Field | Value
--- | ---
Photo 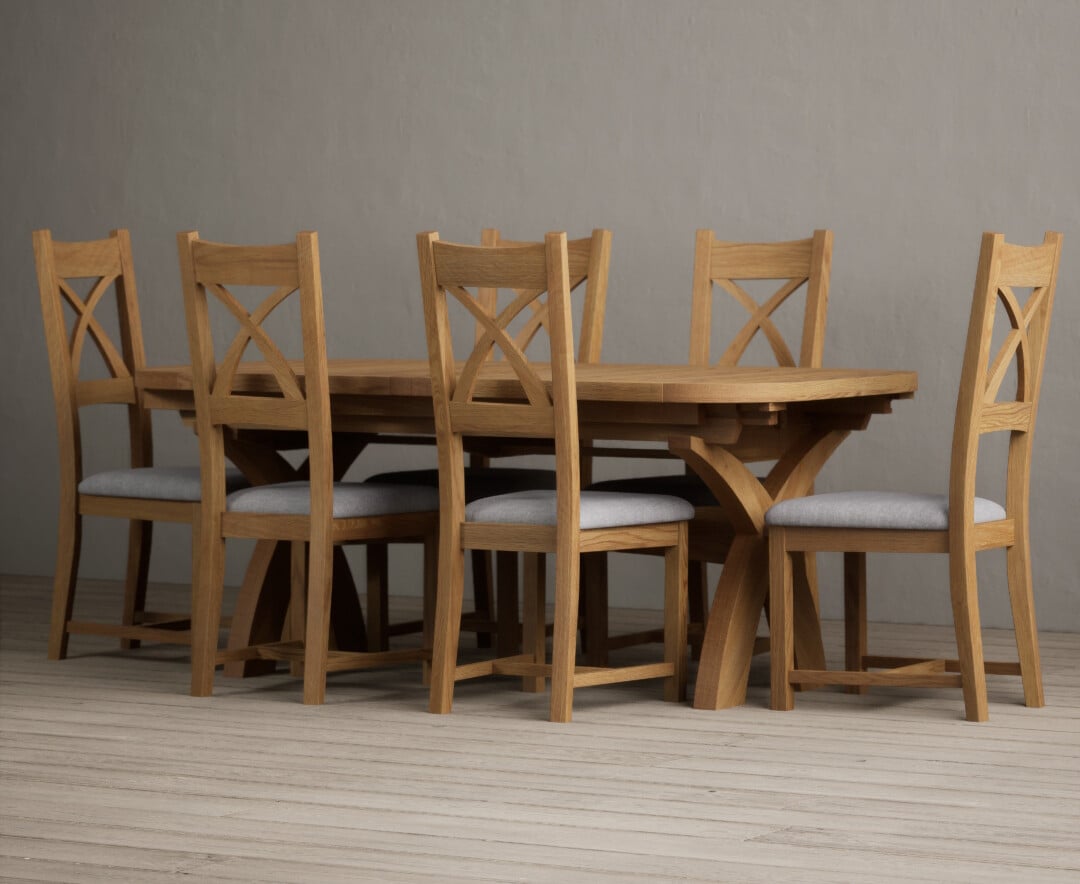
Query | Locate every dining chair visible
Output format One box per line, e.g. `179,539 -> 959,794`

177,230 -> 439,704
766,231 -> 1063,721
364,227 -> 612,656
34,228 -> 248,660
420,230 -> 691,723
585,229 -> 833,664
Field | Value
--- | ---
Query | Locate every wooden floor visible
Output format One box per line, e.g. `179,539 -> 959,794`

1,574 -> 1078,883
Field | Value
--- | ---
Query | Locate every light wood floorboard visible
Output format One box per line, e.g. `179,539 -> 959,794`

1,574 -> 1078,882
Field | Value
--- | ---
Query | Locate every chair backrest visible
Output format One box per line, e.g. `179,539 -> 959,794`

34,228 -> 151,489
420,231 -> 579,518
688,229 -> 833,368
177,231 -> 332,517
949,231 -> 1063,529
475,228 -> 611,364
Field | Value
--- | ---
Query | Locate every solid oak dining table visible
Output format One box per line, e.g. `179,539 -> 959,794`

137,359 -> 917,711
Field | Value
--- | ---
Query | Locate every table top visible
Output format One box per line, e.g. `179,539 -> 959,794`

137,359 -> 918,406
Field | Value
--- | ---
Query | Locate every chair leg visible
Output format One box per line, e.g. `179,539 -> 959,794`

522,552 -> 546,694
288,541 -> 307,677
769,528 -> 795,711
1006,532 -> 1044,707
843,551 -> 868,695
190,514 -> 225,697
120,519 -> 153,651
302,537 -> 335,705
549,543 -> 582,723
471,549 -> 495,648
580,552 -> 609,667
366,542 -> 389,652
792,551 -> 826,676
947,545 -> 989,722
687,560 -> 708,662
664,523 -> 688,702
48,509 -> 81,660
429,526 -> 466,714
495,551 -> 521,657
421,531 -> 438,686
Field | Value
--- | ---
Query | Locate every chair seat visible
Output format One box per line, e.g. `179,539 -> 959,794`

78,466 -> 248,502
226,480 -> 438,518
465,489 -> 695,530
366,466 -> 557,502
587,472 -> 721,507
765,491 -> 1007,531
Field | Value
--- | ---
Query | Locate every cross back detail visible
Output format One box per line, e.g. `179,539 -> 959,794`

982,242 -> 1060,410
186,239 -> 308,404
476,231 -> 607,364
447,250 -> 555,412
422,233 -> 575,443
960,232 -> 1063,444
950,231 -> 1063,519
205,278 -> 303,401
477,235 -> 591,362
36,231 -> 140,385
690,229 -> 832,369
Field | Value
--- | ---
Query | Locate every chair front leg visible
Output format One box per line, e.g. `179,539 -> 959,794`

366,542 -> 389,652
521,552 -> 546,694
769,528 -> 795,711
843,552 -> 867,694
664,523 -> 689,702
121,518 -> 153,650
496,551 -> 521,657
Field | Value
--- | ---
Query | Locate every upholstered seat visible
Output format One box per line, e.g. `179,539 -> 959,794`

466,489 -> 694,529
587,473 -> 720,508
766,491 -> 1006,531
226,481 -> 438,517
79,466 -> 248,501
366,467 -> 556,502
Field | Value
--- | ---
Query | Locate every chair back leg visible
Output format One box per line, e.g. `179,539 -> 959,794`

120,518 -> 153,650
1005,538 -> 1045,707
48,509 -> 81,660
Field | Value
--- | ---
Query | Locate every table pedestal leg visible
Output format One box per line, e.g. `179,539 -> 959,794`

692,536 -> 767,709
223,541 -> 366,677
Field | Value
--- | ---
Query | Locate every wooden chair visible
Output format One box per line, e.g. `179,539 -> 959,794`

177,230 -> 438,704
767,231 -> 1063,721
365,228 -> 612,655
420,230 -> 691,723
586,229 -> 832,663
34,228 -> 247,659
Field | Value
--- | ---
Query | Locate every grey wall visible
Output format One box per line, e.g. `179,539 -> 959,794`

2,0 -> 1077,631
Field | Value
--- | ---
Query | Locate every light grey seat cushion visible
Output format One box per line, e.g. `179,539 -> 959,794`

78,466 -> 248,502
588,472 -> 721,508
765,491 -> 1007,531
465,489 -> 695,530
226,481 -> 438,518
366,467 -> 557,502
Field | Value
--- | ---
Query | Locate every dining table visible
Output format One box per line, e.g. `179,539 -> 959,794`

137,358 -> 917,711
